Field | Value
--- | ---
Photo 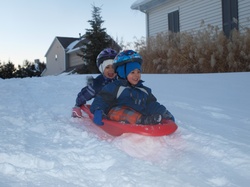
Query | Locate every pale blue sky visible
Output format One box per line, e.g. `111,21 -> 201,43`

0,0 -> 145,66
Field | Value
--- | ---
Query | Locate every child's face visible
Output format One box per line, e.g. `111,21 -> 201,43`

103,64 -> 116,79
127,69 -> 141,86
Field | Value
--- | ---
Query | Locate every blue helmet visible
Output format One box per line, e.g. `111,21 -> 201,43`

113,50 -> 143,69
113,50 -> 143,79
96,48 -> 118,69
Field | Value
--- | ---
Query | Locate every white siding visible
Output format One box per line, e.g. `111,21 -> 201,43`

238,0 -> 250,31
43,39 -> 66,76
148,0 -> 222,36
180,1 -> 222,32
146,0 -> 249,37
68,52 -> 83,67
148,4 -> 169,36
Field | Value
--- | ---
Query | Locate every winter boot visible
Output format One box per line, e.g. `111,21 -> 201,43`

162,110 -> 175,122
72,106 -> 82,118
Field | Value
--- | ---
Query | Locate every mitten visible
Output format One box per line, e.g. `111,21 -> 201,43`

93,110 -> 104,126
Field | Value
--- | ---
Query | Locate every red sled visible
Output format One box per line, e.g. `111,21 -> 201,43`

80,105 -> 178,137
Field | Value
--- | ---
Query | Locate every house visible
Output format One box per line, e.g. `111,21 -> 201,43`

42,36 -> 87,76
42,35 -> 121,76
131,0 -> 250,38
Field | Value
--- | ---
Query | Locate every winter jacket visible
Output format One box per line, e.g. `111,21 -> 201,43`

75,74 -> 116,107
90,79 -> 167,116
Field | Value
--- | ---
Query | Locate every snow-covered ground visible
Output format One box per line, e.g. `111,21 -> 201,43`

0,73 -> 250,187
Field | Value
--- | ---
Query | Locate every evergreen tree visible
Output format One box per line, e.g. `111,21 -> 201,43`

15,60 -> 46,78
35,61 -> 46,74
78,5 -> 113,73
0,61 -> 16,79
0,60 -> 45,79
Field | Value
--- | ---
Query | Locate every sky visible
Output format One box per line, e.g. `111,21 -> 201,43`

0,72 -> 250,186
0,0 -> 145,66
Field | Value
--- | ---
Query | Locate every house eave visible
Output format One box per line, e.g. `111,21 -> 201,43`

131,0 -> 168,12
44,37 -> 57,57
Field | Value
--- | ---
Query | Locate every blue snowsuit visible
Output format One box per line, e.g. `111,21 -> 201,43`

90,79 -> 168,116
75,75 -> 116,107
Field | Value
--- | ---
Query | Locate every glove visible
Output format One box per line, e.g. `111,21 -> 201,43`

163,110 -> 175,122
93,110 -> 104,126
72,106 -> 82,118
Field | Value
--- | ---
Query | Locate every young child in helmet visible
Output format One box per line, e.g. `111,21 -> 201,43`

72,48 -> 118,118
90,50 -> 175,125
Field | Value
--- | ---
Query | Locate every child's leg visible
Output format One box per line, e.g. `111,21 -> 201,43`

108,106 -> 162,125
108,106 -> 141,124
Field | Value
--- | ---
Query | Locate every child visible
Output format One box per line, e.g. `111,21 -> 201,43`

72,48 -> 118,118
90,50 -> 175,125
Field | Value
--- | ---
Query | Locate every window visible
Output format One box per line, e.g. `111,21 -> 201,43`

168,10 -> 180,33
222,0 -> 238,37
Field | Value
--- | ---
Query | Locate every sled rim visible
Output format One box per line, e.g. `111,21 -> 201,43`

81,105 -> 178,137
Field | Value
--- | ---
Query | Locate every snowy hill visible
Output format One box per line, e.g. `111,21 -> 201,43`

0,73 -> 250,187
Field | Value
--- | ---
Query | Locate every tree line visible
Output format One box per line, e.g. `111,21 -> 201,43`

0,60 -> 46,79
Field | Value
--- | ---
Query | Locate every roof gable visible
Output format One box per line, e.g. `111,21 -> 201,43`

56,37 -> 78,49
66,37 -> 89,53
45,36 -> 79,57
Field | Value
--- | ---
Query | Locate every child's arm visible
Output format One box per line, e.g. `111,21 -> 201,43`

147,93 -> 175,122
75,84 -> 96,106
90,83 -> 117,114
75,76 -> 102,107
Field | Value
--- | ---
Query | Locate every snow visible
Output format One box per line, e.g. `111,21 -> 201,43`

0,73 -> 250,187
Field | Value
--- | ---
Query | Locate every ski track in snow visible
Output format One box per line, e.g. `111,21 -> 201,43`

0,73 -> 250,187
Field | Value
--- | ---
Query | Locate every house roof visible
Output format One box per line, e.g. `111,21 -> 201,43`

56,37 -> 78,49
45,36 -> 82,57
131,0 -> 168,12
45,34 -> 121,57
66,36 -> 89,53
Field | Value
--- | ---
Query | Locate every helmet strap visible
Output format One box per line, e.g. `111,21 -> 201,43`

124,63 -> 127,79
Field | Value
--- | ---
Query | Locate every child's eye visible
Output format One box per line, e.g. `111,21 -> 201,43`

106,65 -> 112,69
